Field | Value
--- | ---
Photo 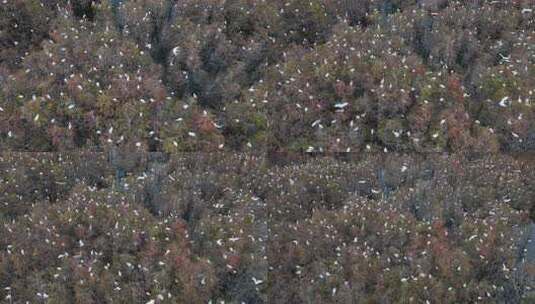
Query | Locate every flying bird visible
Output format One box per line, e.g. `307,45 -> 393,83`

498,96 -> 510,107
252,277 -> 264,285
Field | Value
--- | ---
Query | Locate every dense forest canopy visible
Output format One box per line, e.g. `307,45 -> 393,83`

1,0 -> 535,303
0,153 -> 534,303
0,0 -> 534,152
